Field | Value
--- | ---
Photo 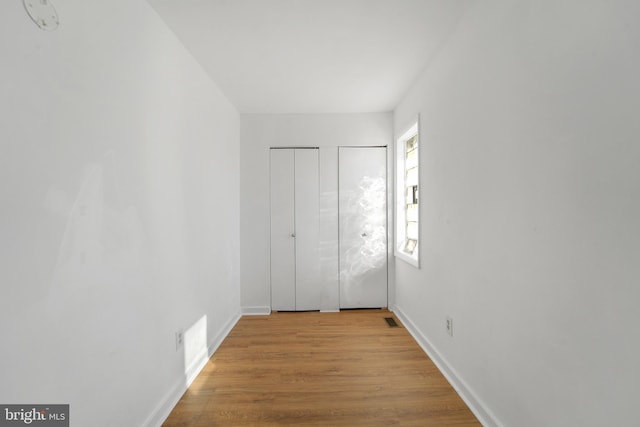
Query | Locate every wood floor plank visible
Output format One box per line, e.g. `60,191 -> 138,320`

163,309 -> 480,426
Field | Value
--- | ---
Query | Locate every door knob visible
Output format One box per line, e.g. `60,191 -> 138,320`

291,233 -> 296,238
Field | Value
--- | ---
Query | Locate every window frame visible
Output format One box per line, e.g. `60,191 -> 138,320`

394,119 -> 420,268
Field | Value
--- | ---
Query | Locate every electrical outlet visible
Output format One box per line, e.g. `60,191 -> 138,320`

175,329 -> 184,351
446,316 -> 453,337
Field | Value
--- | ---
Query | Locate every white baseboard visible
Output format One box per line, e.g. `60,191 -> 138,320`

390,305 -> 501,427
141,377 -> 184,427
241,306 -> 271,315
141,311 -> 241,427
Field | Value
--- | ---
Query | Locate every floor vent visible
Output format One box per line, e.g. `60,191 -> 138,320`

384,317 -> 399,328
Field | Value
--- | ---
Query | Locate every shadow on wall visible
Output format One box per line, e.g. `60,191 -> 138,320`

41,151 -> 154,360
45,152 -> 144,298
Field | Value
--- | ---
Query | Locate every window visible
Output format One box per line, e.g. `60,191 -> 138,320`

395,121 -> 419,267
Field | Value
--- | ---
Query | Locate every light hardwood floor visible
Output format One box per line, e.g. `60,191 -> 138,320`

163,309 -> 480,426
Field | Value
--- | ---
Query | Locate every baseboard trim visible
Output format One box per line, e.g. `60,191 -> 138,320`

140,376 -> 184,427
141,311 -> 241,427
241,306 -> 271,315
390,305 -> 501,427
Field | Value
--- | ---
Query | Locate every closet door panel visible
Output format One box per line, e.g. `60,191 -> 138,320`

294,149 -> 321,311
270,149 -> 296,311
339,147 -> 388,308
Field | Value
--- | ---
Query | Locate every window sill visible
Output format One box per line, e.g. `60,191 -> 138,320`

395,249 -> 419,269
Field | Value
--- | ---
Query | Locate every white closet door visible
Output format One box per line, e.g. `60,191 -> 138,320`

270,149 -> 296,311
339,147 -> 388,308
270,148 -> 320,311
294,149 -> 321,310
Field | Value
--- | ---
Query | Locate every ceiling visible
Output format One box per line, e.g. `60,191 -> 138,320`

146,0 -> 471,114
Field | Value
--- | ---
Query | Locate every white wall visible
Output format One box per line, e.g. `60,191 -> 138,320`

0,1 -> 240,426
393,1 -> 640,426
240,113 -> 393,313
